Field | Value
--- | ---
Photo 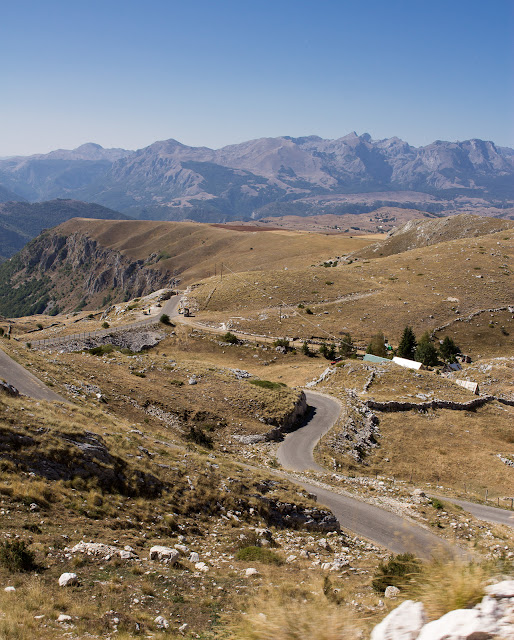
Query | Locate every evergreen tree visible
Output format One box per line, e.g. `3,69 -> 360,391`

439,336 -> 460,362
366,332 -> 388,358
415,332 -> 439,366
301,341 -> 312,357
338,332 -> 355,358
397,326 -> 417,360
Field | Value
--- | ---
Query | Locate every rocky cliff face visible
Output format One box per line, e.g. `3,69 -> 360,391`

0,228 -> 172,316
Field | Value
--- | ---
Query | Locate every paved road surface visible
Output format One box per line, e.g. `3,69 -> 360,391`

431,495 -> 514,528
0,348 -> 66,402
278,391 -> 461,557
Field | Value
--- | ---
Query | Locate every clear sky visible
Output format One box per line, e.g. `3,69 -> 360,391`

1,0 -> 513,156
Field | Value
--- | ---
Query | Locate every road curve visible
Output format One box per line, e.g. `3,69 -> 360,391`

0,348 -> 66,402
431,495 -> 514,528
0,295 -> 183,402
277,391 -> 461,558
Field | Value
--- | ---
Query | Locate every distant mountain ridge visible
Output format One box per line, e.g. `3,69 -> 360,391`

0,134 -> 512,222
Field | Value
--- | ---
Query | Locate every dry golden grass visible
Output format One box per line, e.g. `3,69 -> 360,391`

188,230 -> 513,350
228,578 -> 361,640
57,218 -> 375,285
406,558 -> 510,620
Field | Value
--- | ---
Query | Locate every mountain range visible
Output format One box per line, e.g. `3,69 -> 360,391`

0,134 -> 513,222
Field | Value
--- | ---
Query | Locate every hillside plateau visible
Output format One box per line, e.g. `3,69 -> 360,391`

0,135 -> 513,223
0,212 -> 513,639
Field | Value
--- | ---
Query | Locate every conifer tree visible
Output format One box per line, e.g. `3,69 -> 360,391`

397,326 -> 417,360
415,332 -> 439,366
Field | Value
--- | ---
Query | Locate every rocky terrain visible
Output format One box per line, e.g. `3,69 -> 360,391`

0,212 -> 512,639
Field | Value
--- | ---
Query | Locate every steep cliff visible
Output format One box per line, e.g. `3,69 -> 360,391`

0,226 -> 172,317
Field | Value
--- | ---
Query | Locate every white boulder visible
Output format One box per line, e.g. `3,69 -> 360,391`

149,546 -> 180,564
371,600 -> 426,640
384,585 -> 401,598
58,572 -> 79,587
189,552 -> 200,563
154,615 -> 169,629
245,567 -> 260,577
417,608 -> 500,639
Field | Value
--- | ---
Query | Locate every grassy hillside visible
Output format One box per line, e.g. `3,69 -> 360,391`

188,228 -> 513,353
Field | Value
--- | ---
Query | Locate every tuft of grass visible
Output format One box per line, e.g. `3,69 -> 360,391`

0,540 -> 37,573
372,553 -> 421,593
249,379 -> 286,390
235,546 -> 283,565
406,559 -> 499,620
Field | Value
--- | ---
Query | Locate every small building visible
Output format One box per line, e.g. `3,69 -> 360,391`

455,379 -> 480,395
363,354 -> 391,364
442,362 -> 462,373
392,356 -> 424,370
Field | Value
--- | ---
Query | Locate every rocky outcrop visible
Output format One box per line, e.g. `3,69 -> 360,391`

371,580 -> 514,640
256,496 -> 340,532
232,391 -> 309,443
1,229 -> 172,316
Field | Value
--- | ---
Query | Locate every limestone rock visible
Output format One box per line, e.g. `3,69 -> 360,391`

245,568 -> 260,577
59,572 -> 79,587
149,546 -> 180,564
154,616 -> 169,630
417,608 -> 499,639
370,600 -> 426,640
384,585 -> 401,598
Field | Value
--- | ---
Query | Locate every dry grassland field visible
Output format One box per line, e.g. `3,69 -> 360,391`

0,214 -> 513,639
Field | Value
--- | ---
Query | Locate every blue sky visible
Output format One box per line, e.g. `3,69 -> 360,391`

1,0 -> 512,155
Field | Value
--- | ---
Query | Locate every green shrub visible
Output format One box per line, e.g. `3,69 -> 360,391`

131,371 -> 146,378
88,344 -> 115,356
159,313 -> 174,326
272,338 -> 290,350
372,553 -> 421,593
305,308 -> 314,315
102,321 -> 110,329
185,426 -> 213,449
223,331 -> 239,344
236,546 -> 283,565
249,379 -> 286,390
0,540 -> 37,572
430,497 -> 445,510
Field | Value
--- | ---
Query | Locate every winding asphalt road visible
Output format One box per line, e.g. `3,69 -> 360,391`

0,348 -> 67,402
0,293 -> 183,401
277,391 -> 513,557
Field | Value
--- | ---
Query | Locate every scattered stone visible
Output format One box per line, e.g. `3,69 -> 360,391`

4,586 -> 15,592
154,616 -> 169,630
195,562 -> 209,572
150,546 -> 180,564
57,614 -> 72,623
59,572 -> 79,587
245,568 -> 260,577
384,585 -> 401,598
178,623 -> 188,634
189,552 -> 200,563
70,541 -> 137,560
